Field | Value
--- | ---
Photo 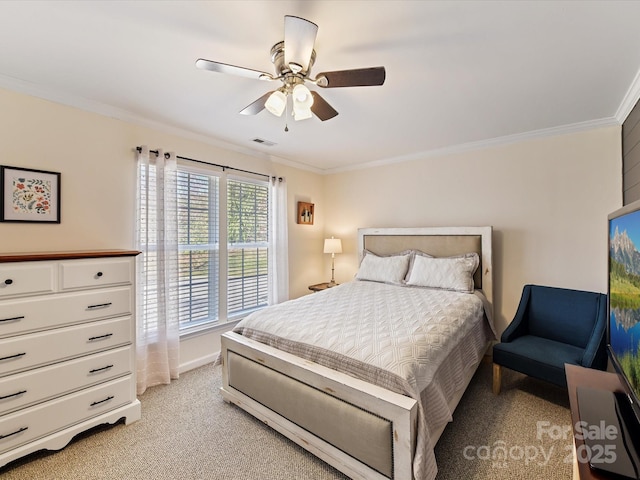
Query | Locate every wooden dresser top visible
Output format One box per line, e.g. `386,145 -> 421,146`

0,250 -> 141,263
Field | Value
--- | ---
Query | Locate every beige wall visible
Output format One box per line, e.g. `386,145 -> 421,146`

0,88 -> 325,370
279,163 -> 326,299
0,88 -> 325,291
0,87 -> 624,365
324,127 -> 622,334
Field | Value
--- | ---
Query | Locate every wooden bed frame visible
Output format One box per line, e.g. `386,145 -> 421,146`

219,227 -> 493,480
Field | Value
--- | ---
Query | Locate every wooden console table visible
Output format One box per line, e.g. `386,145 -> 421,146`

566,363 -> 627,480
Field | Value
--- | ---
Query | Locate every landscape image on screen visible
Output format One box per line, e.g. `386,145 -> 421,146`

610,209 -> 640,399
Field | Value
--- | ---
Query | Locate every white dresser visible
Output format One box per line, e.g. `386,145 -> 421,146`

0,250 -> 141,468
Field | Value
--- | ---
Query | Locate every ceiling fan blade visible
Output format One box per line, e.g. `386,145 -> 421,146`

195,58 -> 274,81
239,91 -> 275,115
284,15 -> 318,73
316,67 -> 386,88
310,91 -> 338,121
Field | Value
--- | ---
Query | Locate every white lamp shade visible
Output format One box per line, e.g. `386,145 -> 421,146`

324,238 -> 342,254
293,106 -> 313,121
265,90 -> 287,117
293,84 -> 313,107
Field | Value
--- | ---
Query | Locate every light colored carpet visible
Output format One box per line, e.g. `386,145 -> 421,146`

0,360 -> 572,479
434,362 -> 572,480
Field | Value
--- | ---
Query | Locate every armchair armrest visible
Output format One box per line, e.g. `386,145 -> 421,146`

501,284 -> 532,343
581,293 -> 607,369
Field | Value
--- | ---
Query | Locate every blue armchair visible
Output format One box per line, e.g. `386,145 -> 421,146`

492,284 -> 607,394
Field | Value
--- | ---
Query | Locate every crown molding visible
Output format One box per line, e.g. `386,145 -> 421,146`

0,73 -> 318,174
616,66 -> 640,123
0,72 -> 629,178
322,117 -> 620,175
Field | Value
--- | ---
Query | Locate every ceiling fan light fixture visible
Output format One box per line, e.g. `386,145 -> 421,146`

291,84 -> 314,121
292,84 -> 313,107
265,90 -> 287,117
196,15 -> 386,124
293,106 -> 313,121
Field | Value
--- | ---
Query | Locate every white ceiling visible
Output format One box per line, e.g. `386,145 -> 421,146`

1,0 -> 640,172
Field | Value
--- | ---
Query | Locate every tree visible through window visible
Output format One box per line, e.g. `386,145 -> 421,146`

176,168 -> 269,331
177,170 -> 219,328
227,179 -> 269,316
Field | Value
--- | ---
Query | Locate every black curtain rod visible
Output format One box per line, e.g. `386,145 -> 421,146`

136,146 -> 281,181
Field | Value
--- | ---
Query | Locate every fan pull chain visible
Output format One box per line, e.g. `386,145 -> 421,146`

284,96 -> 289,132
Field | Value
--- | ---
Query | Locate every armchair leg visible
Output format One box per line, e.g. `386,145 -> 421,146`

493,363 -> 502,395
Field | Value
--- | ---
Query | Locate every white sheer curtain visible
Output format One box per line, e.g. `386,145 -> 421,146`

135,146 -> 180,395
268,176 -> 289,304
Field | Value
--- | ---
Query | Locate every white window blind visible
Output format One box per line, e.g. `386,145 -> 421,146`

177,170 -> 219,329
173,167 -> 269,330
227,179 -> 269,317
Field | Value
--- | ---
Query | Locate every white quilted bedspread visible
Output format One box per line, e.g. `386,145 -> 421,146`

234,280 -> 494,480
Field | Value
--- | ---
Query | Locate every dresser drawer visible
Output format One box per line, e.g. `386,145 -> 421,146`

0,263 -> 56,299
0,376 -> 133,454
60,258 -> 133,291
0,346 -> 132,416
0,287 -> 132,339
0,317 -> 132,377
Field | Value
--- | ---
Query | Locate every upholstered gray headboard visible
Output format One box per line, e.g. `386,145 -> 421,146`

357,227 -> 493,307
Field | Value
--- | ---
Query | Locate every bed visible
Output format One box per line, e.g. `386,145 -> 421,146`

219,226 -> 495,480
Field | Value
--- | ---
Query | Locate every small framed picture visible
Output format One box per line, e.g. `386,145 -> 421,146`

297,201 -> 314,225
0,165 -> 61,223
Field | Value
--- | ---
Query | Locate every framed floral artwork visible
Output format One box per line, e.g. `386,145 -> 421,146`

0,166 -> 61,223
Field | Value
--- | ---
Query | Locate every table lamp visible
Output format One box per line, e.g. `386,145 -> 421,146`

323,237 -> 342,285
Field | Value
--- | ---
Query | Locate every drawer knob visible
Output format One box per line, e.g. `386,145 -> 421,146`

96,272 -> 103,278
4,279 -> 12,285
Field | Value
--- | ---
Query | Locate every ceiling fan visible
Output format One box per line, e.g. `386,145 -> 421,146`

195,15 -> 386,123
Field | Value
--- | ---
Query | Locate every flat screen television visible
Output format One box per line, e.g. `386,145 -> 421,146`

609,201 -> 640,426
586,200 -> 640,478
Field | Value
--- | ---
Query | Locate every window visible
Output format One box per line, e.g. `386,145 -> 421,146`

176,167 -> 269,331
227,179 -> 269,317
177,170 -> 219,328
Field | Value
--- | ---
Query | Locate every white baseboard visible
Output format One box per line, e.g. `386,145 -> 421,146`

178,351 -> 219,374
177,322 -> 235,374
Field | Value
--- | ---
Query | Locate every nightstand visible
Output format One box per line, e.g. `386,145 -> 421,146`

308,282 -> 337,292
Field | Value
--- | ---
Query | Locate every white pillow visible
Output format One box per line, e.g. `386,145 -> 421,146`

405,253 -> 479,293
356,251 -> 411,285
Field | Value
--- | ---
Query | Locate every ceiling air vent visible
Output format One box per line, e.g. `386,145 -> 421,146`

251,138 -> 276,147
